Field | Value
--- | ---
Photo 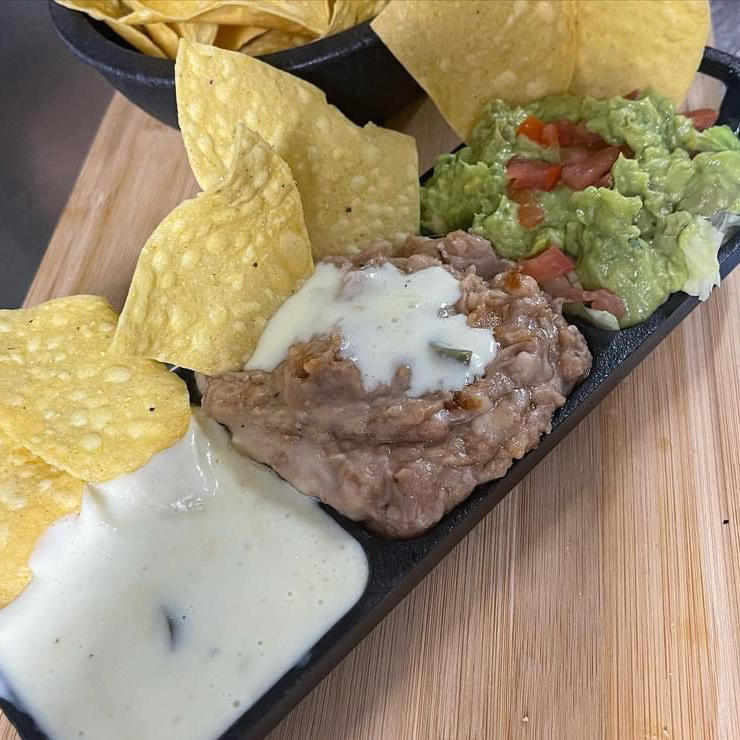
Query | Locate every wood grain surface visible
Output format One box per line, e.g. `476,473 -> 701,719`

2,76 -> 739,740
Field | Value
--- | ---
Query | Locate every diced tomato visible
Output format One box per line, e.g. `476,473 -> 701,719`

575,122 -> 608,149
561,147 -> 620,190
508,187 -> 533,204
518,117 -> 562,148
520,245 -> 575,283
544,163 -> 562,190
507,158 -> 562,191
560,146 -> 591,166
509,188 -> 545,228
624,89 -> 640,100
541,122 -> 559,148
517,115 -> 546,142
518,202 -> 545,228
554,119 -> 579,146
594,173 -> 613,188
683,108 -> 719,130
553,119 -> 610,149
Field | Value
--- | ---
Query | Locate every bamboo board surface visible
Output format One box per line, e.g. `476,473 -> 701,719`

2,77 -> 739,739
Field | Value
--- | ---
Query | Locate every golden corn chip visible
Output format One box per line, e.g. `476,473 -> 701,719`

570,0 -> 710,103
0,296 -> 190,482
121,0 -> 326,35
172,20 -> 219,44
372,0 -> 577,140
168,4 -> 310,34
107,20 -> 168,56
58,0 -> 374,55
145,21 -> 180,58
54,0 -> 168,57
0,429 -> 84,608
214,24 -> 267,51
352,0 -> 388,25
54,0 -> 130,21
239,28 -> 314,55
184,4 -> 255,25
183,4 -> 258,25
112,125 -> 314,375
120,0 -> 217,22
242,1 -> 329,35
176,40 -> 419,258
328,0 -> 387,33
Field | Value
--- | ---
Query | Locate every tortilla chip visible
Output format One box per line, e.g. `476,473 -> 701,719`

241,0 -> 328,35
120,0 -> 327,35
176,40 -> 419,258
112,125 -> 314,375
144,21 -> 180,58
570,0 -> 710,103
240,28 -> 314,55
120,0 -> 216,22
0,429 -> 84,608
172,19 -> 219,44
0,296 -> 190,482
107,20 -> 169,56
353,0 -> 387,24
54,0 -> 168,57
328,0 -> 387,33
180,4 -> 257,25
180,5 -> 314,33
214,24 -> 266,51
371,0 -> 577,140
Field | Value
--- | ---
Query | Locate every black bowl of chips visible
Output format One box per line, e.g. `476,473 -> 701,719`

48,0 -> 421,129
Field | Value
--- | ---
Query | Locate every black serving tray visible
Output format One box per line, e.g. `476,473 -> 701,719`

3,46 -> 740,740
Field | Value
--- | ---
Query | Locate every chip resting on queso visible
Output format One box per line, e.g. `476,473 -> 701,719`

112,124 -> 314,375
0,428 -> 83,607
0,295 -> 190,482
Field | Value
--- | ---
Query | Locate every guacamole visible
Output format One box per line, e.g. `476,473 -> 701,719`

421,91 -> 740,327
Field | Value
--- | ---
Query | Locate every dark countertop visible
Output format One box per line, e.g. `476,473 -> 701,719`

0,0 -> 738,309
1,0 -> 111,308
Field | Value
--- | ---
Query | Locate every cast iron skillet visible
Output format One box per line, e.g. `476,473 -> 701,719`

3,46 -> 740,740
47,0 -> 421,127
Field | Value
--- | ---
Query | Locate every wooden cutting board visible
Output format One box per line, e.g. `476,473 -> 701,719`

2,77 -> 739,740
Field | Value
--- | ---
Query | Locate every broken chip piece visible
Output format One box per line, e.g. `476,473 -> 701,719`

175,39 -> 419,259
112,124 -> 314,375
0,295 -> 190,482
0,428 -> 84,608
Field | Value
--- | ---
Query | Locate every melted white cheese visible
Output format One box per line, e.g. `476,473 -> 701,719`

0,414 -> 367,740
247,262 -> 497,397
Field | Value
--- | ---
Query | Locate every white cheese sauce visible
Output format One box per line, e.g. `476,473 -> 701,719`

247,262 -> 497,397
0,413 -> 367,740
